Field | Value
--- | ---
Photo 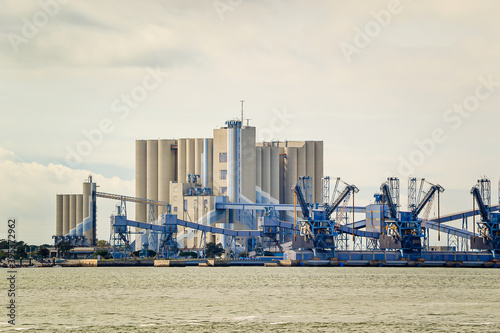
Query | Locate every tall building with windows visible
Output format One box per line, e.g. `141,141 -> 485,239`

135,120 -> 323,250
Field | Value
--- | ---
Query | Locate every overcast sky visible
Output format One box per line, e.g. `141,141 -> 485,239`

1,0 -> 499,245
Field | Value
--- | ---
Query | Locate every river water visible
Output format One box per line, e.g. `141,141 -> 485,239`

1,266 -> 499,332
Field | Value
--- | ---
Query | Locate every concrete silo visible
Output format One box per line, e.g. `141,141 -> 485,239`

285,147 -> 298,204
76,194 -> 83,236
194,138 -> 203,176
62,194 -> 70,235
314,141 -> 324,205
147,140 -> 158,221
56,194 -> 63,236
158,139 -> 176,215
177,139 -> 187,184
135,140 -> 147,222
186,138 -> 196,177
69,194 -> 77,235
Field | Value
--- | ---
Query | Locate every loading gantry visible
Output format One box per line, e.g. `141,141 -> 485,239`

379,177 -> 444,257
292,177 -> 359,258
470,177 -> 500,256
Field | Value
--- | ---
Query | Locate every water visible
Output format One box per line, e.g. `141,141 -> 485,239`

1,267 -> 499,332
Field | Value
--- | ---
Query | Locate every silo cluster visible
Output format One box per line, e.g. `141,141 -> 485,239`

55,177 -> 96,245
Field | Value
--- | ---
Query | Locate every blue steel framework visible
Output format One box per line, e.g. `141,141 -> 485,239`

470,178 -> 500,257
379,178 -> 444,257
95,177 -> 500,260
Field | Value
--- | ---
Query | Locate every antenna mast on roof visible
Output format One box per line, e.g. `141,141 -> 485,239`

240,100 -> 244,125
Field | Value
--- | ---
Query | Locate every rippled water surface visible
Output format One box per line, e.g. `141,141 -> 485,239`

1,267 -> 499,332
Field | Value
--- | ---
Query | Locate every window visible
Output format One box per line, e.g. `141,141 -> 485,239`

220,170 -> 227,180
220,187 -> 227,195
183,199 -> 188,211
174,187 -> 178,193
219,152 -> 227,162
173,207 -> 178,213
173,196 -> 178,202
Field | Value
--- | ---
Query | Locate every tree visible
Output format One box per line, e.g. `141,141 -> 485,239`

205,242 -> 224,258
0,239 -> 8,249
96,240 -> 109,248
92,250 -> 109,259
14,241 -> 28,259
37,246 -> 50,258
179,251 -> 198,258
56,242 -> 75,258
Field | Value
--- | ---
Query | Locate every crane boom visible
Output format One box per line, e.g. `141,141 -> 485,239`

471,186 -> 490,221
413,184 -> 444,218
325,185 -> 358,219
381,183 -> 397,218
293,184 -> 310,219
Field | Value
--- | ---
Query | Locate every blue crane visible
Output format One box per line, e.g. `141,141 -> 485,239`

292,179 -> 359,257
379,178 -> 444,258
470,178 -> 500,255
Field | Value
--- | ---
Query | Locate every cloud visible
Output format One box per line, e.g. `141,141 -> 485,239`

0,147 -> 134,245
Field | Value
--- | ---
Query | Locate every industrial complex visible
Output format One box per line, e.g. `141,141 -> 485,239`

54,117 -> 500,265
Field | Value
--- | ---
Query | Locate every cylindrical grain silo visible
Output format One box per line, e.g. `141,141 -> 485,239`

262,146 -> 271,204
177,138 -> 187,184
56,194 -> 63,236
285,147 -> 298,204
69,194 -> 77,235
62,194 -> 70,235
279,147 -> 285,204
270,146 -> 280,204
158,139 -> 176,215
147,140 -> 159,221
136,140 -> 147,223
297,145 -> 306,178
76,194 -> 83,236
194,138 -> 203,177
305,141 -> 316,200
202,139 -> 209,189
314,141 -> 324,204
256,146 -> 262,204
186,138 -> 195,178
136,140 -> 148,250
206,138 -> 213,190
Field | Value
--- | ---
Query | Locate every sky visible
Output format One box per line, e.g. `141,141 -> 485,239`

1,0 -> 499,245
